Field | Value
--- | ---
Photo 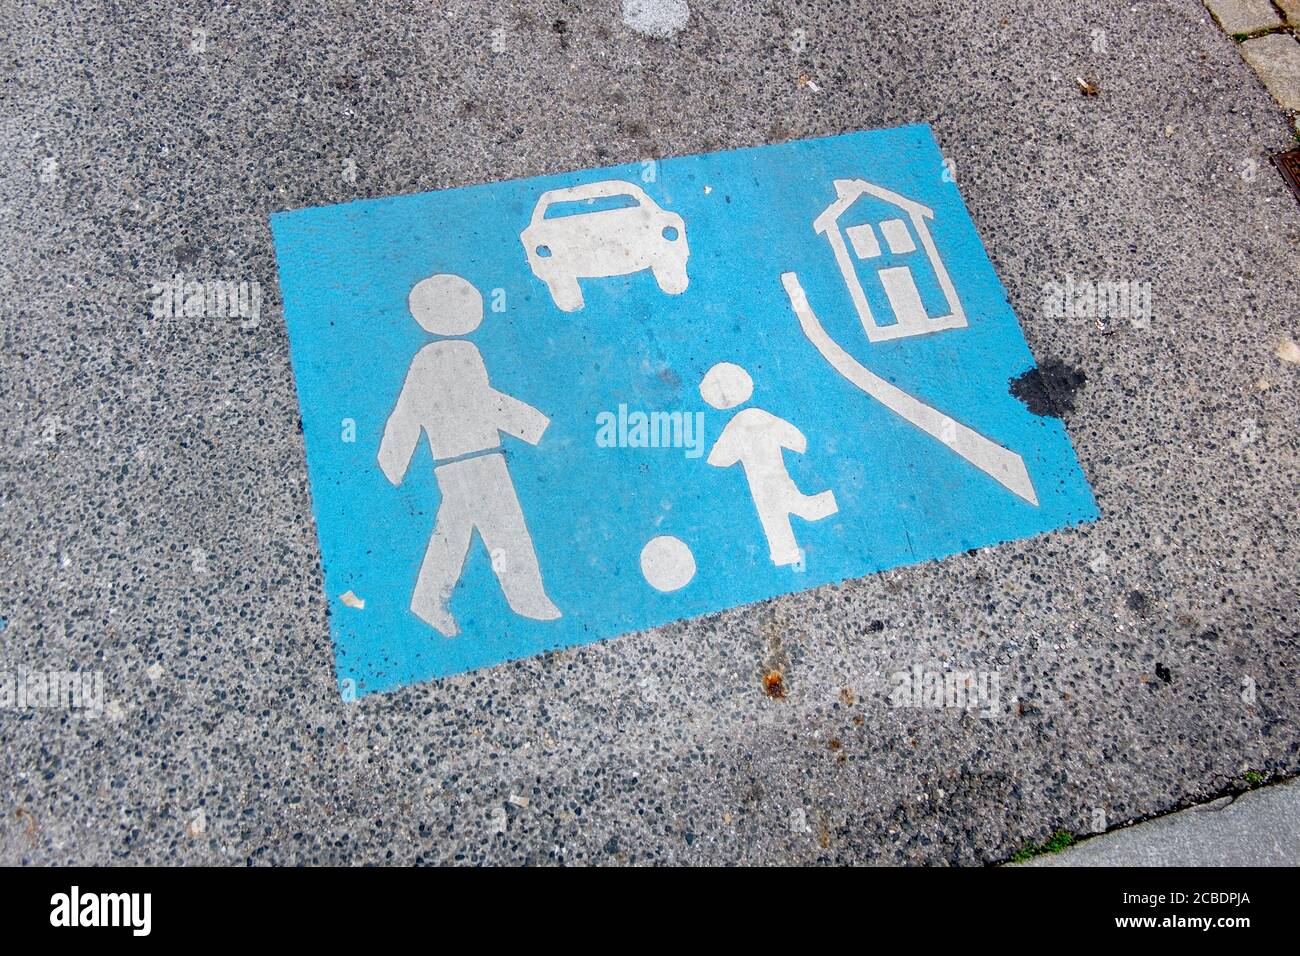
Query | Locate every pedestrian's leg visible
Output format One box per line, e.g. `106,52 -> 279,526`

411,462 -> 476,635
471,454 -> 561,621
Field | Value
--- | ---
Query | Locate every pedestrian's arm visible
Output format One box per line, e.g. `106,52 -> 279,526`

705,427 -> 738,467
378,376 -> 423,485
493,391 -> 550,445
774,418 -> 808,454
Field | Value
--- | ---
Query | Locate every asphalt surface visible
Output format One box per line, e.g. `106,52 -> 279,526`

1,0 -> 1298,865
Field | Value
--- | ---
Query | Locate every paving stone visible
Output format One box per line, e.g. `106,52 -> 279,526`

1241,33 -> 1300,110
1019,778 -> 1300,866
1276,0 -> 1300,26
1204,0 -> 1283,33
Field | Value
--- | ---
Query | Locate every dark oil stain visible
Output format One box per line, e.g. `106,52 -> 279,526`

1009,360 -> 1086,418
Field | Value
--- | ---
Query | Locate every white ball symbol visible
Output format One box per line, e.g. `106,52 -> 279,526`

640,535 -> 696,592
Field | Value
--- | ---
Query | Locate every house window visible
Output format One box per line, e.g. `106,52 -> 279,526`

845,223 -> 881,260
879,218 -> 916,255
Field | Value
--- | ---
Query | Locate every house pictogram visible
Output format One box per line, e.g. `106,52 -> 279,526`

813,179 -> 967,342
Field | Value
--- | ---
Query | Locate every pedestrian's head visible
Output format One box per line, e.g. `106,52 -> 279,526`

700,362 -> 753,410
409,274 -> 482,335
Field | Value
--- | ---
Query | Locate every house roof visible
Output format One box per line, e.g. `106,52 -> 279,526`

813,179 -> 934,236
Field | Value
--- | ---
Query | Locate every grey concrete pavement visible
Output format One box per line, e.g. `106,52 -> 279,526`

1020,776 -> 1300,866
1,1 -> 1299,865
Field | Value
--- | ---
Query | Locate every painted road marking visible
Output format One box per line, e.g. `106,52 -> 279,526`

270,125 -> 1097,696
377,274 -> 560,637
522,179 -> 689,312
702,361 -> 840,567
781,273 -> 1038,504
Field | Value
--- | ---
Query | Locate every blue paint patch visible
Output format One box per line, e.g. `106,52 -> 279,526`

270,125 -> 1097,696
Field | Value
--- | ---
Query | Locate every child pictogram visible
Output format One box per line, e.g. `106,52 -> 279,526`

701,362 -> 839,567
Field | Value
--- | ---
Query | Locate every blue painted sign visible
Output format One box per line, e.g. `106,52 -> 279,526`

270,125 -> 1097,696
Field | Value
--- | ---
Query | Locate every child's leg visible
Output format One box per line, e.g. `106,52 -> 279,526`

793,487 -> 838,521
754,496 -> 803,566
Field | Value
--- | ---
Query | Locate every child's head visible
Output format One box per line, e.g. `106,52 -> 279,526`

409,274 -> 483,335
700,362 -> 753,410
